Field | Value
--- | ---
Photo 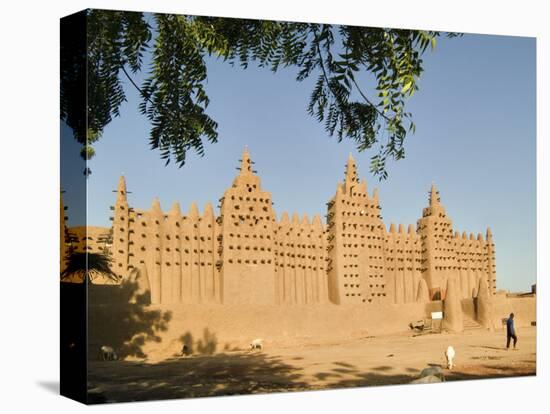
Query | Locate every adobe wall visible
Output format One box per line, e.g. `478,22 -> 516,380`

66,226 -> 110,254
88,279 -> 535,361
103,149 -> 499,309
453,232 -> 495,299
274,213 -> 328,305
460,296 -> 536,329
115,198 -> 222,304
492,296 -> 536,329
157,302 -> 429,341
88,299 -> 433,360
461,298 -> 477,321
62,225 -> 115,284
384,223 -> 423,304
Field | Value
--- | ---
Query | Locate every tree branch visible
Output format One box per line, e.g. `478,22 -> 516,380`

312,28 -> 340,105
350,76 -> 392,123
313,28 -> 391,124
121,65 -> 154,105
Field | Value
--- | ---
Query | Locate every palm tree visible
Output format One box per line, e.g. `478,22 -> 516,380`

61,251 -> 118,284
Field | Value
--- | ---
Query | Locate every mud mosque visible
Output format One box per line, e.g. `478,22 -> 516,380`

62,148 -> 497,308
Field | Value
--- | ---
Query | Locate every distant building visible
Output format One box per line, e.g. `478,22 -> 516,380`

64,148 -> 497,305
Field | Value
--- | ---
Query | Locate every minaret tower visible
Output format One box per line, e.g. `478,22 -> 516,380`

416,183 -> 456,300
218,148 -> 277,304
326,153 -> 387,304
486,227 -> 497,295
111,176 -> 129,279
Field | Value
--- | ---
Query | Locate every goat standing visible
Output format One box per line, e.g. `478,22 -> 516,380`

445,345 -> 455,369
99,345 -> 118,361
249,338 -> 263,351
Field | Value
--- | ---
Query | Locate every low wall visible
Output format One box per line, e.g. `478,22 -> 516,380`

492,296 -> 536,329
87,283 -> 536,360
88,297 -> 434,360
156,302 -> 430,342
460,296 -> 536,330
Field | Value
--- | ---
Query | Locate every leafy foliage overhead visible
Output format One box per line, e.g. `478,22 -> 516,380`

61,10 -> 460,178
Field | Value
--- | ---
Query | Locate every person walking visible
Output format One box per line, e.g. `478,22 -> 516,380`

506,313 -> 518,349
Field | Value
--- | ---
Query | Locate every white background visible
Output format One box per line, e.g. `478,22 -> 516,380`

0,0 -> 547,412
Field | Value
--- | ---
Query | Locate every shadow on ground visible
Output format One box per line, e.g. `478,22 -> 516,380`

314,362 -> 415,387
88,352 -> 309,403
318,359 -> 536,390
444,363 -> 536,381
87,351 -> 536,403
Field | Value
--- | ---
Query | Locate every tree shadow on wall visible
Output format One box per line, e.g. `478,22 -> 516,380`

178,328 -> 218,356
88,279 -> 172,360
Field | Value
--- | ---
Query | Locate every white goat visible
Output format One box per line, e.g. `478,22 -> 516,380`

100,345 -> 118,361
249,338 -> 263,351
445,345 -> 455,369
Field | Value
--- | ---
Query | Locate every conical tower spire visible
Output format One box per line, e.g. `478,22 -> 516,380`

151,197 -> 162,213
239,147 -> 252,175
280,212 -> 290,225
117,175 -> 127,195
188,201 -> 199,218
116,175 -> 128,204
203,202 -> 214,218
429,182 -> 440,207
312,214 -> 323,229
169,201 -> 181,216
345,152 -> 358,186
230,147 -> 262,190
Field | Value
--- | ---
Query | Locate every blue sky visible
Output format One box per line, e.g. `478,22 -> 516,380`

61,30 -> 536,292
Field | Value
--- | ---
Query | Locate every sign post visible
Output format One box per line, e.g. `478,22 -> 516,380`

431,311 -> 443,333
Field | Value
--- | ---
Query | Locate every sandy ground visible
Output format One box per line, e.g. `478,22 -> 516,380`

88,326 -> 536,403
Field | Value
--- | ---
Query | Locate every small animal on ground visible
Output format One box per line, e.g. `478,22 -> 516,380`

99,345 -> 118,361
409,320 -> 425,331
445,345 -> 456,369
249,338 -> 263,351
180,344 -> 191,357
